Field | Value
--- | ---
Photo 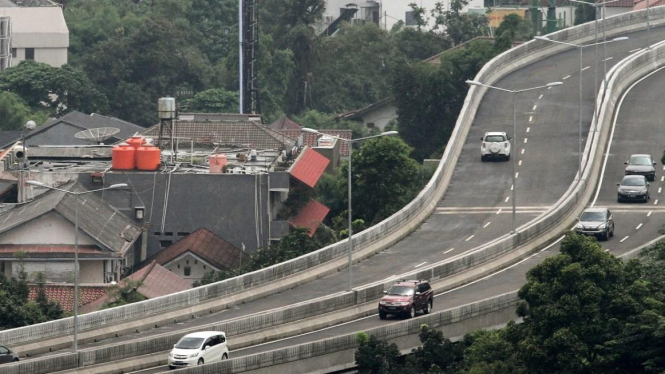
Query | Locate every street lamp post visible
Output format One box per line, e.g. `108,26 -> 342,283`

26,181 -> 127,353
465,80 -> 563,233
301,128 -> 398,291
534,36 -> 627,179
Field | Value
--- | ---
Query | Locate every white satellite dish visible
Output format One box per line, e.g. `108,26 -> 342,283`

75,127 -> 120,144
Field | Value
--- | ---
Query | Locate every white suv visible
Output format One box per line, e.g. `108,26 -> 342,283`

480,132 -> 511,161
168,331 -> 229,369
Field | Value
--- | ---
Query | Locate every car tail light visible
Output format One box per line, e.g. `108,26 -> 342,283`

482,142 -> 486,148
504,142 -> 509,147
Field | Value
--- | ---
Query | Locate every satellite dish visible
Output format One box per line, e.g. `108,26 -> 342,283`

24,120 -> 36,131
75,127 -> 120,144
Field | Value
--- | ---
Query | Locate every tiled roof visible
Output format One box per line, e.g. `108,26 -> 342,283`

0,182 -> 141,255
605,0 -> 634,6
0,131 -> 21,147
268,116 -> 302,130
123,261 -> 190,299
289,199 -> 330,237
288,147 -> 330,188
0,245 -> 117,259
3,111 -> 144,148
278,129 -> 352,157
28,284 -> 108,312
634,0 -> 665,9
142,121 -> 295,150
143,228 -> 246,271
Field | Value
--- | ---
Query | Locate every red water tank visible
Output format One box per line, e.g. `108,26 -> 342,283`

112,143 -> 135,170
126,136 -> 144,150
136,145 -> 161,171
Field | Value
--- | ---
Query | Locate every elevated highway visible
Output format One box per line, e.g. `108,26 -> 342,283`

4,9 -> 665,374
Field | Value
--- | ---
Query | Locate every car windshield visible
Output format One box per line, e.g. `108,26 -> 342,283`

629,156 -> 651,166
622,178 -> 646,187
175,337 -> 204,350
485,135 -> 505,142
580,211 -> 605,221
388,286 -> 414,296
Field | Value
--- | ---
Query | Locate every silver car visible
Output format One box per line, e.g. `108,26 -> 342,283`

575,208 -> 614,241
624,154 -> 656,181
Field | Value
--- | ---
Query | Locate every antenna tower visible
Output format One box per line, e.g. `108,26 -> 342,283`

241,0 -> 260,114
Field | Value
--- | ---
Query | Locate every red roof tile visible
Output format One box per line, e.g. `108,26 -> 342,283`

124,261 -> 190,299
634,0 -> 665,9
28,284 -> 108,312
142,228 -> 246,271
268,116 -> 302,130
288,147 -> 330,188
289,199 -> 330,237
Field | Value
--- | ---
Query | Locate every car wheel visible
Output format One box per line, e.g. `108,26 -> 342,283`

13,358 -> 19,362
481,155 -> 486,162
197,358 -> 204,365
222,353 -> 228,361
617,196 -> 622,203
423,300 -> 432,314
169,366 -> 176,370
602,229 -> 609,241
408,305 -> 416,319
505,154 -> 510,161
379,311 -> 387,320
610,226 -> 614,237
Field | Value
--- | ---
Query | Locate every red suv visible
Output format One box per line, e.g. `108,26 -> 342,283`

378,280 -> 433,319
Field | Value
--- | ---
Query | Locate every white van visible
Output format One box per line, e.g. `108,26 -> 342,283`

168,331 -> 229,369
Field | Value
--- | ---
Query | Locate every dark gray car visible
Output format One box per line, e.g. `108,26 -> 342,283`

617,175 -> 650,203
575,207 -> 614,240
0,345 -> 18,364
625,154 -> 656,181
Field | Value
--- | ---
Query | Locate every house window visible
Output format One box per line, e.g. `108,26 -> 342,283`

159,240 -> 172,249
11,49 -> 16,58
186,260 -> 189,265
184,266 -> 191,276
203,265 -> 206,270
177,232 -> 190,236
154,232 -> 162,236
25,48 -> 34,60
164,232 -> 173,236
194,260 -> 198,265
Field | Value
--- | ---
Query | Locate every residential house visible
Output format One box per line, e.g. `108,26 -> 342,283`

0,3 -> 68,67
140,228 -> 247,284
602,0 -> 636,17
28,283 -> 109,313
0,182 -> 141,283
287,147 -> 331,237
336,97 -> 396,132
120,260 -> 191,297
0,111 -> 145,148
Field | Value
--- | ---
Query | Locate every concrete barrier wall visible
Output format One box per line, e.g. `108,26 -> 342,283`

0,353 -> 77,374
175,292 -> 520,374
1,6 -> 663,351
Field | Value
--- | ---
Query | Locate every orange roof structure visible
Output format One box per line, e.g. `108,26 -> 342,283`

288,147 -> 330,188
123,261 -> 190,299
289,199 -> 330,237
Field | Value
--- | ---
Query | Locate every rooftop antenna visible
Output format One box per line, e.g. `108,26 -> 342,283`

75,127 -> 120,145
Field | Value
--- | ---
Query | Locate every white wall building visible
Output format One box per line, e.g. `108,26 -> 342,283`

321,0 -> 485,32
0,6 -> 68,67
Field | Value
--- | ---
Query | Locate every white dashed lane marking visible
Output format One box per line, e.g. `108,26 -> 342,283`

529,116 -> 533,122
414,262 -> 428,268
581,66 -> 590,71
526,127 -> 530,133
465,235 -> 475,242
483,222 -> 491,228
636,223 -> 643,230
515,172 -> 519,178
505,197 -> 510,203
620,236 -> 629,243
532,105 -> 537,110
521,149 -> 525,155
496,208 -> 502,215
563,75 -> 571,80
659,187 -> 662,194
661,176 -> 664,182
648,211 -> 653,217
538,94 -> 543,100
655,199 -> 659,205
518,160 -> 522,166
443,248 -> 455,254
604,57 -> 613,61
630,48 -> 642,53
524,138 -> 528,144
511,184 -> 514,190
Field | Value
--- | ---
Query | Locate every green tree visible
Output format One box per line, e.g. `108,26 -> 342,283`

391,26 -> 451,61
0,92 -> 49,131
103,279 -> 146,308
574,3 -> 596,26
183,88 -> 238,113
494,14 -> 533,52
392,38 -> 497,160
0,60 -> 108,116
408,3 -> 429,31
432,0 -> 489,45
406,324 -> 464,372
340,136 -> 421,225
355,333 -> 402,374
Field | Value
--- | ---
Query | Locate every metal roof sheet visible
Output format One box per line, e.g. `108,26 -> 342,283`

288,147 -> 330,188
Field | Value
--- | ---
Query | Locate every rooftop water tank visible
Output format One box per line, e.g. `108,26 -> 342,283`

136,145 -> 160,171
209,154 -> 227,174
126,136 -> 144,150
112,143 -> 135,170
157,97 -> 176,120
